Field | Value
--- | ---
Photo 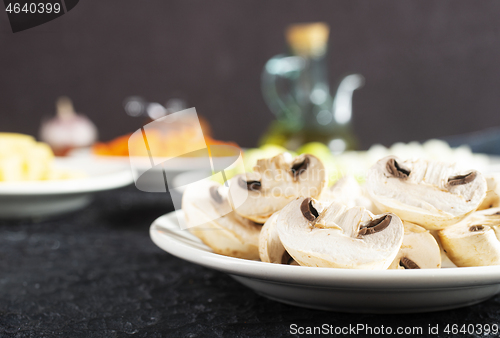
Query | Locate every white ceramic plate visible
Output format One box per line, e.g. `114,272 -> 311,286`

0,157 -> 133,219
151,211 -> 500,314
70,148 -> 236,193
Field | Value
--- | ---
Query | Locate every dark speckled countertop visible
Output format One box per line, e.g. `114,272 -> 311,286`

0,185 -> 499,338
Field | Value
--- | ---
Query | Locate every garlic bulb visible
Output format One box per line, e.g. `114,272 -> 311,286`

39,96 -> 98,156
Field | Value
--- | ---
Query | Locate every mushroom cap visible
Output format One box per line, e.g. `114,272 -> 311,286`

366,156 -> 487,230
182,180 -> 261,259
438,208 -> 500,267
229,153 -> 327,223
478,174 -> 500,210
389,222 -> 441,269
276,197 -> 404,269
259,211 -> 290,264
320,175 -> 377,212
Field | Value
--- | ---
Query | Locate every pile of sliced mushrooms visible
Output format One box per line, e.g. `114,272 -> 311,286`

182,152 -> 500,269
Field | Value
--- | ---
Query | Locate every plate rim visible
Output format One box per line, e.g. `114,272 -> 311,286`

0,158 -> 134,195
70,147 -> 242,172
151,210 -> 500,290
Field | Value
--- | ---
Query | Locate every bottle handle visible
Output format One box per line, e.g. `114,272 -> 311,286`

332,74 -> 365,125
261,55 -> 305,123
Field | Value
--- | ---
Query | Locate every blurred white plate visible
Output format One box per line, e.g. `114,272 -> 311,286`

151,211 -> 500,314
0,157 -> 133,219
70,148 -> 236,192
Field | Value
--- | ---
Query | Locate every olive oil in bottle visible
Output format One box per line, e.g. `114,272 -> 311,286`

261,22 -> 363,153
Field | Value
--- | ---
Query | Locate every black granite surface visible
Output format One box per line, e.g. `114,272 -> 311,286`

0,185 -> 499,338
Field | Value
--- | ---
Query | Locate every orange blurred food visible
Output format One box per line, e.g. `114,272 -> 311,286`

93,134 -> 131,157
92,132 -> 240,158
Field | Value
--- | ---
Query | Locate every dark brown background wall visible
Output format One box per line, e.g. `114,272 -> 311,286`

1,0 -> 500,148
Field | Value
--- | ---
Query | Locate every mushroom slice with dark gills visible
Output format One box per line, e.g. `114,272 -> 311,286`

366,156 -> 487,230
386,158 -> 411,179
182,180 -> 261,260
229,153 -> 327,223
276,197 -> 404,269
438,207 -> 500,267
388,222 -> 441,270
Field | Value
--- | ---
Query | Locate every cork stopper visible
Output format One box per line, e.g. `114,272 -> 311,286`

286,22 -> 329,57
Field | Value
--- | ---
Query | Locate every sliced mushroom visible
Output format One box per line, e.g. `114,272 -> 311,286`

389,222 -> 441,270
429,230 -> 457,268
478,174 -> 500,210
276,197 -> 404,269
366,156 -> 487,230
448,172 -> 477,186
438,207 -> 500,267
319,175 -> 377,212
386,158 -> 411,179
357,214 -> 392,236
290,156 -> 310,179
229,153 -> 327,223
182,180 -> 261,260
259,211 -> 288,263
